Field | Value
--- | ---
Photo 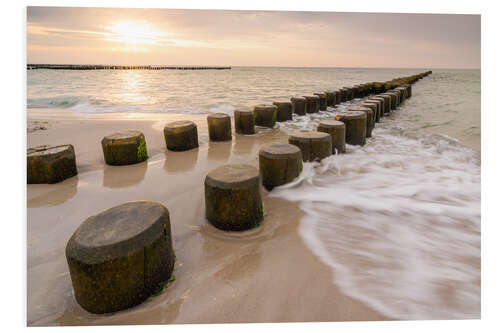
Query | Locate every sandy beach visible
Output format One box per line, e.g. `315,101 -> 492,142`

27,108 -> 390,326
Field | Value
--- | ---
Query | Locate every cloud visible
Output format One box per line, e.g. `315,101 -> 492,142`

26,7 -> 480,68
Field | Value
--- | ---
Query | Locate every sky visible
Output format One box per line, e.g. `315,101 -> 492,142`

26,7 -> 481,69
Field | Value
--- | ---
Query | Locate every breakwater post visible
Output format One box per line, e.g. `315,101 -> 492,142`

259,143 -> 303,191
66,201 -> 175,314
205,164 -> 263,231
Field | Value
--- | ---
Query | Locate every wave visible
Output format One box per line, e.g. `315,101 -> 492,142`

270,124 -> 481,320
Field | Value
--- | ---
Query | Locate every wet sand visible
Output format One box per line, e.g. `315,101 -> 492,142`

27,108 -> 389,326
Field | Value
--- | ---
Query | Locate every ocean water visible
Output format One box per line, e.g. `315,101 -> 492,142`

27,67 -> 481,320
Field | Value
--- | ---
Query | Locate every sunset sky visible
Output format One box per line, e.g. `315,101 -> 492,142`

27,7 -> 481,68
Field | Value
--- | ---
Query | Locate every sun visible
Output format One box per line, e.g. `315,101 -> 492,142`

107,21 -> 163,46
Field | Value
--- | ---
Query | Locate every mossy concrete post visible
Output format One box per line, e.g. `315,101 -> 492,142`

378,94 -> 392,114
348,106 -> 373,138
272,101 -> 293,122
207,113 -> 232,141
388,92 -> 399,109
395,87 -> 408,102
234,108 -> 255,135
334,91 -> 341,105
381,93 -> 396,110
254,104 -> 278,128
303,96 -> 319,114
163,120 -> 199,151
339,88 -> 347,102
369,97 -> 385,120
288,131 -> 332,162
361,101 -> 379,123
317,119 -> 346,154
351,85 -> 360,98
314,93 -> 327,111
390,90 -> 401,106
259,143 -> 303,191
205,164 -> 263,231
335,111 -> 367,146
403,84 -> 412,98
27,144 -> 77,184
66,201 -> 175,314
325,91 -> 336,107
342,87 -> 350,101
291,97 -> 307,115
101,131 -> 148,166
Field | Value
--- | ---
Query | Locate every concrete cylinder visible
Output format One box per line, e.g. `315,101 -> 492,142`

360,101 -> 379,123
259,143 -> 303,191
317,119 -> 346,154
325,91 -> 336,106
339,88 -> 347,102
27,144 -> 77,184
101,130 -> 148,166
314,93 -> 328,111
378,94 -> 392,114
390,90 -> 401,106
334,91 -> 342,105
164,120 -> 199,151
369,97 -> 385,120
207,113 -> 232,141
272,101 -> 293,122
291,97 -> 307,116
403,84 -> 412,98
303,96 -> 319,114
254,104 -> 278,128
234,108 -> 256,135
288,131 -> 332,162
381,93 -> 396,110
388,92 -> 399,109
347,106 -> 373,138
205,164 -> 263,231
66,201 -> 175,314
335,111 -> 367,146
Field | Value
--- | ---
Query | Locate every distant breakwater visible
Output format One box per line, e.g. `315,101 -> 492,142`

27,64 -> 232,71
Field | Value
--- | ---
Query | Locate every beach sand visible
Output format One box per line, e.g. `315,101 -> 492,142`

27,108 -> 389,326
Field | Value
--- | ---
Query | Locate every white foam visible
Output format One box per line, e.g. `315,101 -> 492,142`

271,123 -> 481,320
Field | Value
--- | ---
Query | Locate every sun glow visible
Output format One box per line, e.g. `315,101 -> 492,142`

107,21 -> 164,46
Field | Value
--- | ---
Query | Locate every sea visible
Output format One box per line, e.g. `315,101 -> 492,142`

27,67 -> 481,320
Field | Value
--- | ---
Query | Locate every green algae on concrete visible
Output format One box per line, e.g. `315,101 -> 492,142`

163,120 -> 199,151
234,108 -> 256,135
288,131 -> 332,162
290,96 -> 307,115
65,201 -> 175,314
101,130 -> 148,166
27,144 -> 78,184
259,143 -> 303,191
207,113 -> 232,141
254,104 -> 278,128
205,164 -> 263,231
272,101 -> 293,122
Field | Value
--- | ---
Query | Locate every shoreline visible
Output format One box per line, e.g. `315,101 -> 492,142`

27,107 -> 391,325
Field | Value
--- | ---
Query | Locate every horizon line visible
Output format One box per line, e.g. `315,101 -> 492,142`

26,63 -> 480,70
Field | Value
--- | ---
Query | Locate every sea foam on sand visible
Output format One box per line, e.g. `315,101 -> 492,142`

271,124 -> 481,320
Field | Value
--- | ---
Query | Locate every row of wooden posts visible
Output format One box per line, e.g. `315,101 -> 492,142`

27,64 -> 232,70
29,71 -> 431,315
